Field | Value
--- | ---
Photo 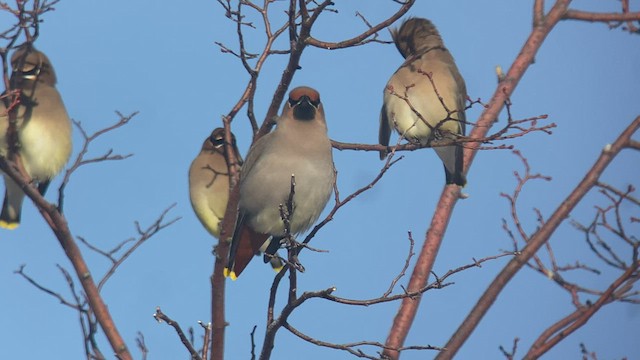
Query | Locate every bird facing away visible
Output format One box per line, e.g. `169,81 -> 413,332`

0,44 -> 72,229
225,86 -> 335,280
188,128 -> 285,272
379,17 -> 467,186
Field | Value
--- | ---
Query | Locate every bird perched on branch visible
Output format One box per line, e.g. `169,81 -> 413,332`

225,86 -> 335,280
379,17 -> 467,186
189,127 -> 282,272
189,128 -> 242,239
0,44 -> 72,229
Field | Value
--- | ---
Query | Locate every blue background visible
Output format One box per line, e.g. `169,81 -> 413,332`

1,1 -> 638,359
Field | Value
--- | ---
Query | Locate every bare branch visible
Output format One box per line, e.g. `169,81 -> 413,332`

14,264 -> 84,311
259,287 -> 336,360
563,9 -> 640,33
596,182 -> 640,206
58,112 -> 137,211
322,252 -> 514,307
437,116 -> 640,360
533,0 -> 545,26
285,322 -> 441,360
154,307 -> 203,360
0,154 -> 133,359
306,1 -> 415,50
136,332 -> 149,360
76,204 -> 180,291
499,337 -> 519,360
523,259 -> 640,359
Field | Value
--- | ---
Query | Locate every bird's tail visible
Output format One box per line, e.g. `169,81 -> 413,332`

436,144 -> 466,187
225,224 -> 269,280
0,175 -> 24,229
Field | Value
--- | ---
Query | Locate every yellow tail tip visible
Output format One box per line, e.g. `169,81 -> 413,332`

0,220 -> 19,230
271,265 -> 284,273
223,268 -> 238,281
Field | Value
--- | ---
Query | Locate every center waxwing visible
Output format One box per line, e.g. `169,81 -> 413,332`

0,44 -> 72,229
379,17 -> 467,186
224,86 -> 335,280
188,127 -> 282,271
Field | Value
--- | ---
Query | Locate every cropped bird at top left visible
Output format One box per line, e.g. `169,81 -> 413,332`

0,44 -> 72,229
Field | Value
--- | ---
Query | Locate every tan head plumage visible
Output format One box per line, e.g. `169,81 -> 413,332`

200,127 -> 243,166
391,17 -> 445,59
11,44 -> 57,85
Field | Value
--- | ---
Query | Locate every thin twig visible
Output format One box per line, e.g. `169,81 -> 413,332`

154,307 -> 203,360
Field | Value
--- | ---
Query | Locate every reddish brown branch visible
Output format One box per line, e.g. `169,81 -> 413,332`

210,194 -> 234,360
0,158 -> 132,359
533,0 -> 545,26
437,115 -> 640,359
210,112 -> 246,360
523,259 -> 640,359
12,110 -> 168,359
563,9 -> 640,23
382,184 -> 463,359
383,0 -> 622,358
564,1 -> 640,32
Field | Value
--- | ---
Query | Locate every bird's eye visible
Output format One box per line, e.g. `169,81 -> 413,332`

14,60 -> 40,78
289,95 -> 319,108
210,135 -> 225,148
12,49 -> 42,78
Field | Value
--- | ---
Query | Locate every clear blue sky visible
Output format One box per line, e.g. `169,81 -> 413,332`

1,1 -> 638,359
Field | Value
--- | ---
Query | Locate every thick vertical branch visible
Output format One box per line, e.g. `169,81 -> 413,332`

210,118 -> 243,360
533,0 -> 545,26
383,1 -> 574,358
210,224 -> 228,360
382,185 -> 460,358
